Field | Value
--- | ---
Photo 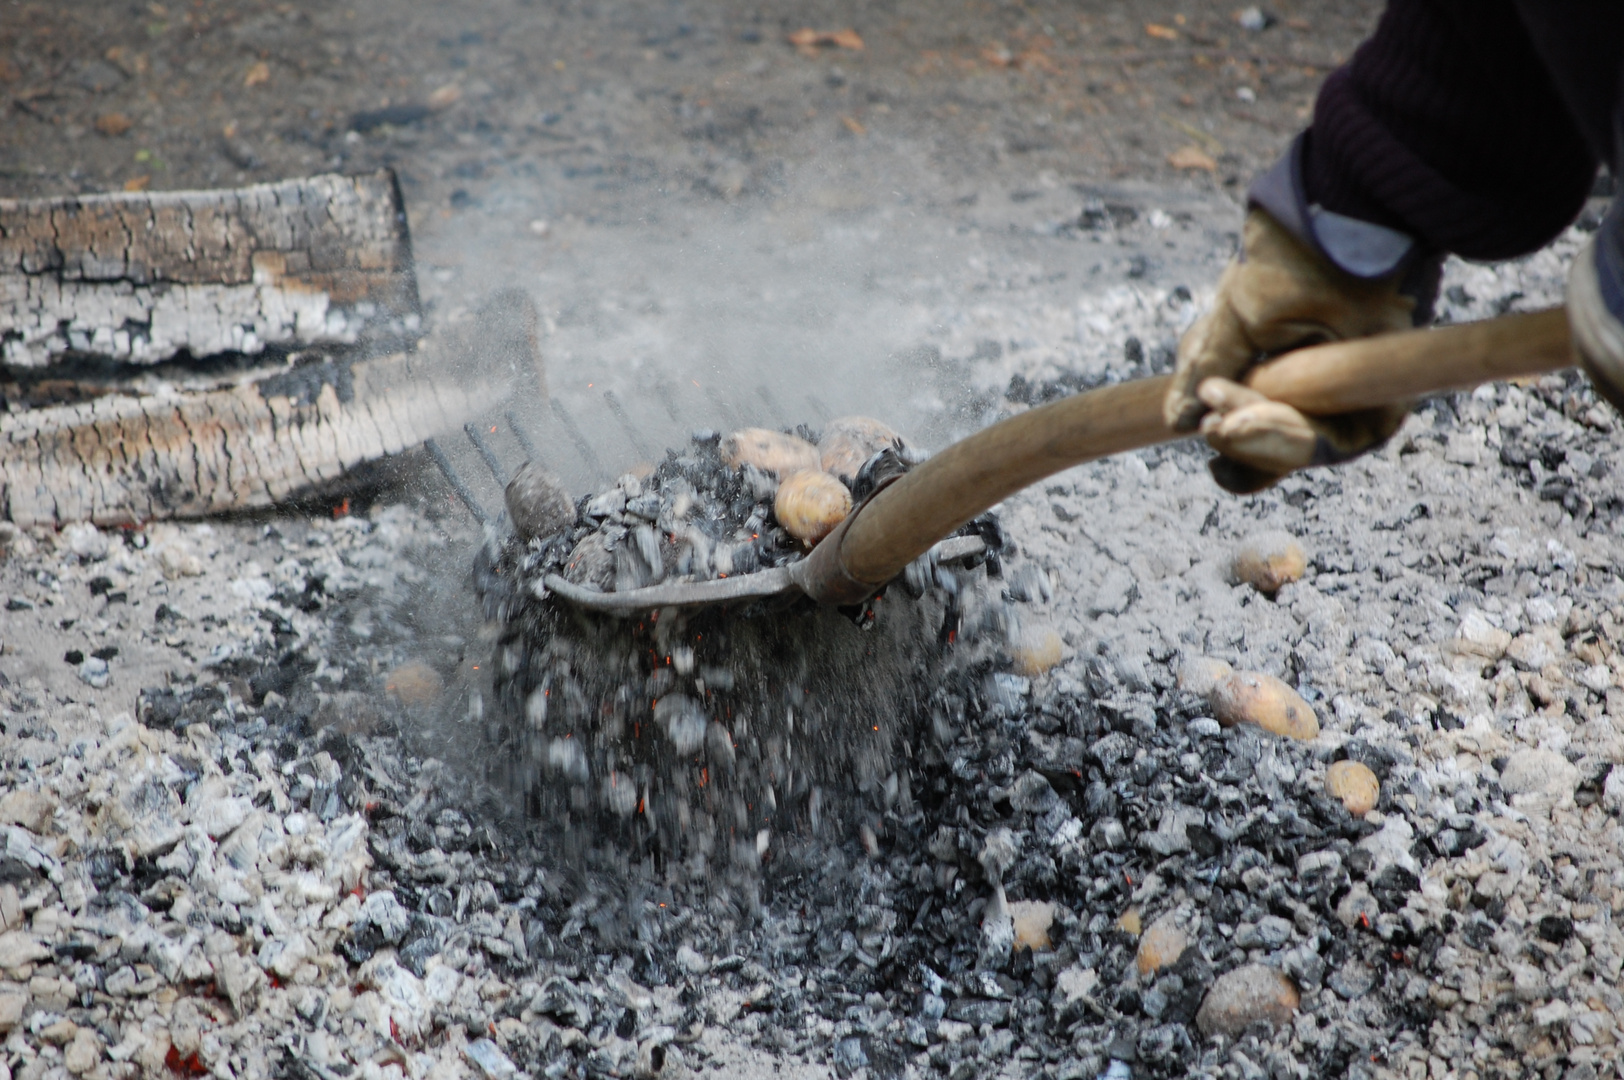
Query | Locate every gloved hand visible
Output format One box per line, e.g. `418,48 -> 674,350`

1194,378 -> 1416,494
1165,206 -> 1418,493
1570,199 -> 1624,413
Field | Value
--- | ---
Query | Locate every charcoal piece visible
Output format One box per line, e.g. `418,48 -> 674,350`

85,852 -> 123,891
832,1036 -> 868,1077
1431,826 -> 1486,857
398,933 -> 442,979
1461,919 -> 1496,951
1499,441 -> 1533,468
1185,823 -> 1222,859
849,447 -> 911,503
1337,739 -> 1399,781
1327,960 -> 1376,1000
1371,865 -> 1420,912
1344,848 -> 1375,880
1536,914 -> 1573,944
533,980 -> 593,1029
138,686 -> 193,729
1078,201 -> 1138,231
946,998 -> 1009,1026
340,922 -> 385,965
54,939 -> 97,962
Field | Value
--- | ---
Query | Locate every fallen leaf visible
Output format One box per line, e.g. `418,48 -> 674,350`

1145,23 -> 1179,40
428,83 -> 461,109
0,57 -> 20,82
840,115 -> 867,136
123,175 -> 151,192
787,28 -> 864,52
1167,145 -> 1218,171
95,112 -> 133,136
1017,48 -> 1058,73
243,60 -> 269,87
981,43 -> 1014,68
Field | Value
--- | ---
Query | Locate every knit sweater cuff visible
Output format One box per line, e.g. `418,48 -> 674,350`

1248,135 -> 1420,281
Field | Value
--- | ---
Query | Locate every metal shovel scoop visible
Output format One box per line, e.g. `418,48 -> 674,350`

542,308 -> 1574,615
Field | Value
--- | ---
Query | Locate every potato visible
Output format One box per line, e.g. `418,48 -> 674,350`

1325,760 -> 1380,817
1008,625 -> 1064,676
1209,670 -> 1320,740
505,460 -> 574,542
818,415 -> 905,481
721,428 -> 820,477
774,470 -> 852,546
1009,899 -> 1055,952
1230,531 -> 1307,594
1176,655 -> 1234,697
1136,914 -> 1189,975
563,530 -> 616,589
1195,965 -> 1301,1039
385,661 -> 443,706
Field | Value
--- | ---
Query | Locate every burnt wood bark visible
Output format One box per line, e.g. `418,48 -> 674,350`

0,173 -> 546,528
0,291 -> 544,528
0,170 -> 417,368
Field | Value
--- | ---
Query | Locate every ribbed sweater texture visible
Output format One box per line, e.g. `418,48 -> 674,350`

1302,0 -> 1621,260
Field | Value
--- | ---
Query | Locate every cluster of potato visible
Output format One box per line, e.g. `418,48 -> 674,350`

720,416 -> 907,547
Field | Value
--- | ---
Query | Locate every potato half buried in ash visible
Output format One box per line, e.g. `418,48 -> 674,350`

721,428 -> 820,477
818,415 -> 906,482
775,470 -> 852,546
505,461 -> 574,542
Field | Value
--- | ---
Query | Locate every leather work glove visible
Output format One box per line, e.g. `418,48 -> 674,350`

1165,206 -> 1418,494
1570,198 -> 1624,415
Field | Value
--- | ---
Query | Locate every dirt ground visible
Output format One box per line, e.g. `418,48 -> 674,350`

3,1 -> 1385,487
6,1 -> 1379,199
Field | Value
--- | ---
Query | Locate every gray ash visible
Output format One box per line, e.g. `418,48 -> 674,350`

455,420 -> 1462,1080
100,456 -> 1476,1080
727,662 -> 1438,1080
461,426 -> 1445,1080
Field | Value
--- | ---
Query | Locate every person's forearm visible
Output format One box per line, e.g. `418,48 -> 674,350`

1296,0 -> 1600,262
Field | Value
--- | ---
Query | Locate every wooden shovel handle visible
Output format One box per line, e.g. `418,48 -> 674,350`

828,307 -> 1573,593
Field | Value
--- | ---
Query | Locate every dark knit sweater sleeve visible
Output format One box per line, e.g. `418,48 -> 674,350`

1301,0 -> 1601,262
